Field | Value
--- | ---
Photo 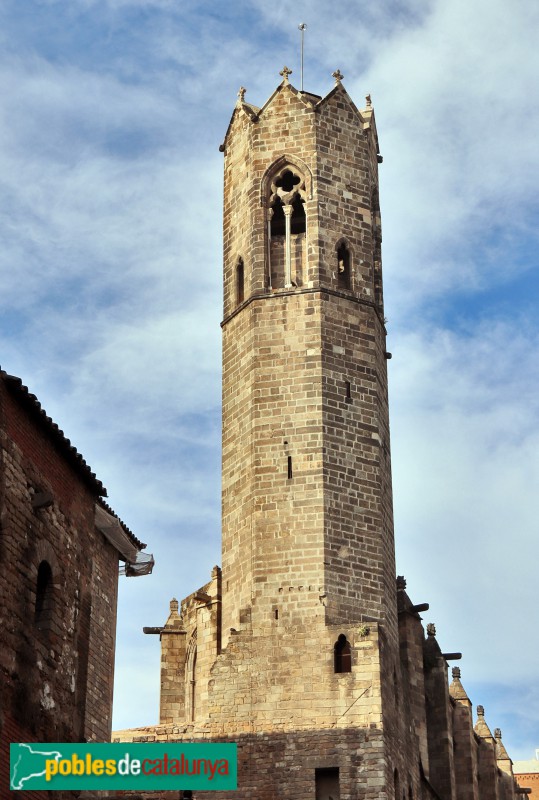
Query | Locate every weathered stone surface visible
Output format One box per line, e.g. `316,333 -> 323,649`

112,75 -> 523,800
0,372 -> 132,799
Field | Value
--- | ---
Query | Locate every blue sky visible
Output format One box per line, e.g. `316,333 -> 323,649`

1,0 -> 537,763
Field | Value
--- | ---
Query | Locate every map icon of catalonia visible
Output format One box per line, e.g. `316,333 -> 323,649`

10,743 -> 63,790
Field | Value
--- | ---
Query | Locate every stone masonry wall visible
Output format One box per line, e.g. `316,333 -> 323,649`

0,379 -> 119,797
114,78 -> 522,800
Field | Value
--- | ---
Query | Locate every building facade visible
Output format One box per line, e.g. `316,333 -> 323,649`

0,370 -> 146,798
513,752 -> 539,800
114,71 -> 524,800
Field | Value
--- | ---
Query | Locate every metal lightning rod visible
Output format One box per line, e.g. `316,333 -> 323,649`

298,23 -> 307,92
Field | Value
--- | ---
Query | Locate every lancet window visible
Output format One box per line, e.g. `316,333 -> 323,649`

267,166 -> 307,289
337,240 -> 351,290
185,631 -> 197,722
334,633 -> 352,673
236,257 -> 245,305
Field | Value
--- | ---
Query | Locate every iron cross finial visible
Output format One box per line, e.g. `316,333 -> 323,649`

280,66 -> 292,83
332,69 -> 344,84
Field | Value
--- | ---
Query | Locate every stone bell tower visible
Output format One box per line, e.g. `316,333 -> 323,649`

123,68 -> 411,800
116,68 -> 524,800
220,67 -> 395,647
212,67 -> 403,798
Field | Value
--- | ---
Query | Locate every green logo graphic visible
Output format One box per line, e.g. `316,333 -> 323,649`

10,742 -> 237,790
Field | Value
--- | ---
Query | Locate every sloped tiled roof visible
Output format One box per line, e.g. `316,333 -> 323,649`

2,369 -> 107,495
1,369 -> 145,551
98,498 -> 146,551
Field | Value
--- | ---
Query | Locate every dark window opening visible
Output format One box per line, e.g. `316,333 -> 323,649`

236,258 -> 245,305
274,169 -> 300,193
394,768 -> 400,800
345,381 -> 351,402
334,634 -> 351,673
274,609 -> 279,620
35,560 -> 53,630
189,648 -> 197,722
270,197 -> 286,237
315,767 -> 340,800
290,195 -> 306,234
287,456 -> 293,480
337,242 -> 351,290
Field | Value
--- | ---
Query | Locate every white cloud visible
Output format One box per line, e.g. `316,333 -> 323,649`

356,0 -> 539,310
1,0 -> 537,757
391,320 -> 539,686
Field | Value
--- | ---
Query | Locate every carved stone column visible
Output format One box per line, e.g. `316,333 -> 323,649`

283,203 -> 293,288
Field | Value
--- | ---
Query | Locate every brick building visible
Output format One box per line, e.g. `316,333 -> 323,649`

513,752 -> 539,800
113,71 -> 525,799
0,369 -> 147,798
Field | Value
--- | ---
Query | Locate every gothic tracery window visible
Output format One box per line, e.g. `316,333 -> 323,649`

267,166 -> 306,289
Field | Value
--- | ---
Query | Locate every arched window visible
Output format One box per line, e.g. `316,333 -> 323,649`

267,165 -> 307,289
185,631 -> 197,722
334,633 -> 351,673
337,241 -> 351,290
236,258 -> 245,305
35,560 -> 54,630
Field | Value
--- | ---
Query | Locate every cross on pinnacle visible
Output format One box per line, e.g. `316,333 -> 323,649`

332,69 -> 344,84
280,66 -> 292,83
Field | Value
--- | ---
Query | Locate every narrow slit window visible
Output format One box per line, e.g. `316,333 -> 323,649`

345,380 -> 352,402
190,648 -> 197,721
35,560 -> 53,630
334,634 -> 351,673
236,258 -> 245,305
337,242 -> 351,290
186,639 -> 197,722
287,455 -> 293,480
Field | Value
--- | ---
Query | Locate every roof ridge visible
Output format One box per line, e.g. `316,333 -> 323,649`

1,369 -> 107,496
